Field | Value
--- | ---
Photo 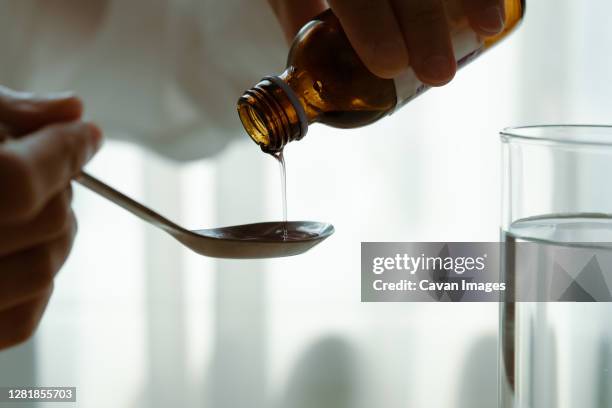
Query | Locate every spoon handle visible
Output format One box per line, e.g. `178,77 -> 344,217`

76,171 -> 185,236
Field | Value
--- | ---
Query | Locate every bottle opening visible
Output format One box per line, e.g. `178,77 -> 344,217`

237,77 -> 306,153
238,102 -> 270,147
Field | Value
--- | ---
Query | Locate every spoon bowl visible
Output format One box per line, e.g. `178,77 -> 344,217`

76,172 -> 334,259
184,221 -> 334,258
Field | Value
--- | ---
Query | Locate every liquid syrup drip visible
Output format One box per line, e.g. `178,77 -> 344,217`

272,150 -> 288,240
205,149 -> 320,242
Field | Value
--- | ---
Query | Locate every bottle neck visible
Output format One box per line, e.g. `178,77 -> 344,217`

237,76 -> 308,153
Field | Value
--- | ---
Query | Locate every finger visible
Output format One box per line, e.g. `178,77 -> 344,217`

0,188 -> 73,257
461,0 -> 505,36
0,123 -> 10,142
0,221 -> 75,311
391,0 -> 457,86
0,121 -> 102,223
328,0 -> 409,79
0,287 -> 53,350
0,86 -> 83,136
268,0 -> 328,42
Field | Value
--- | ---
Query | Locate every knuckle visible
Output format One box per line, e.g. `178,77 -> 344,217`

0,150 -> 29,184
54,122 -> 89,175
30,247 -> 57,289
45,195 -> 73,236
57,224 -> 76,260
67,133 -> 86,174
51,208 -> 73,237
31,228 -> 74,282
2,296 -> 49,348
0,151 -> 38,220
11,308 -> 42,346
4,328 -> 32,348
11,319 -> 37,346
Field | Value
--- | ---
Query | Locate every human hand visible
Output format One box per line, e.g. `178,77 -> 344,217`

0,86 -> 102,350
269,0 -> 506,85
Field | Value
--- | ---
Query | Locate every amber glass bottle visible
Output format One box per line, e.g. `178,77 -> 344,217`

238,0 -> 525,153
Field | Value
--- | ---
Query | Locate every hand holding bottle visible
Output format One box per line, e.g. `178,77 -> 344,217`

0,87 -> 102,350
242,1 -> 523,151
269,0 -> 506,85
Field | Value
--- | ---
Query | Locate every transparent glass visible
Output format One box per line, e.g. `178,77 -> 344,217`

500,125 -> 612,407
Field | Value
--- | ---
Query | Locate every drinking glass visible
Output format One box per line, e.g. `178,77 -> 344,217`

500,125 -> 612,408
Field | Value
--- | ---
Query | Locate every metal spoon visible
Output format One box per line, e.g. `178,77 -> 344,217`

76,172 -> 334,259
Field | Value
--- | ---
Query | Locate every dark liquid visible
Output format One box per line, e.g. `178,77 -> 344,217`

200,221 -> 321,241
272,150 -> 288,240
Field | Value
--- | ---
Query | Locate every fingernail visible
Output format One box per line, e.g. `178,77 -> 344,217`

420,56 -> 456,86
369,41 -> 410,79
43,91 -> 77,100
477,5 -> 505,35
87,123 -> 104,151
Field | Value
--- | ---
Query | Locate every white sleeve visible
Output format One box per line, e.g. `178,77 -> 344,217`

0,0 -> 287,161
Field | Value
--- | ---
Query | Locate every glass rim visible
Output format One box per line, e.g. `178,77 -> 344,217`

500,124 -> 612,147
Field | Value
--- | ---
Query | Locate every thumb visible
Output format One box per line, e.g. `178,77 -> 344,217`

0,86 -> 83,136
269,0 -> 328,42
